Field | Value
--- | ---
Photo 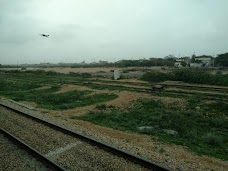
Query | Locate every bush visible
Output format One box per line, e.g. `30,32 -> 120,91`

96,104 -> 107,110
140,71 -> 172,82
203,132 -> 224,147
140,69 -> 228,86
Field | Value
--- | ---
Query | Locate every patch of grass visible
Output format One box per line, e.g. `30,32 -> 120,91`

0,72 -> 118,110
69,72 -> 92,78
9,88 -> 117,110
72,98 -> 228,160
140,68 -> 228,86
205,101 -> 228,116
0,79 -> 41,93
95,104 -> 116,110
95,104 -> 107,110
203,132 -> 224,147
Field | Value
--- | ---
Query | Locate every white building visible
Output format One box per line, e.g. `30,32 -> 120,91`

195,57 -> 212,67
190,63 -> 203,67
190,56 -> 213,67
174,57 -> 190,67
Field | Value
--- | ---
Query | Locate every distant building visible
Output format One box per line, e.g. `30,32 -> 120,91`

190,56 -> 214,67
190,63 -> 204,67
174,57 -> 190,67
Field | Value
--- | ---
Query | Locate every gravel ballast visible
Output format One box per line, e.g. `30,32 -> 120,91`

0,105 -> 150,171
1,98 -> 227,171
0,134 -> 50,171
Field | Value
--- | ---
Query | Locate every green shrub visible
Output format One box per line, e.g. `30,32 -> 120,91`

140,69 -> 228,86
140,71 -> 172,82
203,132 -> 224,147
96,104 -> 107,110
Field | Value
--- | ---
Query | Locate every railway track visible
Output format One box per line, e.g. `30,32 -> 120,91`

1,128 -> 66,171
0,103 -> 172,171
66,81 -> 228,102
158,83 -> 228,92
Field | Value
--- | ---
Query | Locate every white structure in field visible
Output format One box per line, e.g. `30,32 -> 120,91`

190,56 -> 214,67
190,63 -> 203,67
114,70 -> 121,80
174,59 -> 185,67
174,57 -> 190,67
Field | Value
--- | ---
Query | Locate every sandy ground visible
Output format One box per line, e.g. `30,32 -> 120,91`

44,84 -> 150,117
38,67 -> 165,74
28,84 -> 188,116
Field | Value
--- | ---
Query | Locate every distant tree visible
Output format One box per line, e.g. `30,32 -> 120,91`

165,54 -> 175,59
191,54 -> 196,63
197,55 -> 212,58
216,53 -> 228,67
181,61 -> 187,67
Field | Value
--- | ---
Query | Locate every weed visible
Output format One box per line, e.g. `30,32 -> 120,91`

0,75 -> 118,110
203,132 -> 224,147
140,69 -> 228,86
96,104 -> 107,110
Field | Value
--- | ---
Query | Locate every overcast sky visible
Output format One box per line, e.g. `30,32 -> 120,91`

0,0 -> 228,64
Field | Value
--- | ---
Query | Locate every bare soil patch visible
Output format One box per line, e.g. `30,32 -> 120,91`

40,67 -> 120,73
54,85 -> 91,94
49,89 -> 150,117
35,67 -> 166,74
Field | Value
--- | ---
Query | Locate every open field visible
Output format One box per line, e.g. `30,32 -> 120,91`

0,68 -> 228,170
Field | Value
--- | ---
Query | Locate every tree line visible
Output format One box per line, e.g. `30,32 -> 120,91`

1,52 -> 227,68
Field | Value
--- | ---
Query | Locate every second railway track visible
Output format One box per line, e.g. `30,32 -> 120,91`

0,128 -> 66,171
0,103 -> 171,171
67,81 -> 228,102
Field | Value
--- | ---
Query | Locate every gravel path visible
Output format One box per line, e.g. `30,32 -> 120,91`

0,106 -> 150,171
0,134 -> 50,171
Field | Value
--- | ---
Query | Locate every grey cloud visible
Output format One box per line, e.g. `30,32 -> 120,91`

0,0 -> 228,64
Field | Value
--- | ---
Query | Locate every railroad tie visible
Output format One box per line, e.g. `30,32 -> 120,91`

45,141 -> 83,158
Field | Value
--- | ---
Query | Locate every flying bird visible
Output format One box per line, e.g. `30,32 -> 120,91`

40,34 -> 49,37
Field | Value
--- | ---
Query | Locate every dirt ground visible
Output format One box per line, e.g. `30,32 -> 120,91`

41,84 -> 150,117
42,67 -> 117,73
30,84 -> 186,117
36,66 -> 164,74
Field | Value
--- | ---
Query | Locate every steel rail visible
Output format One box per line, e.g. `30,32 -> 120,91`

158,83 -> 228,90
68,81 -> 228,101
0,102 -> 172,171
0,128 -> 66,171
